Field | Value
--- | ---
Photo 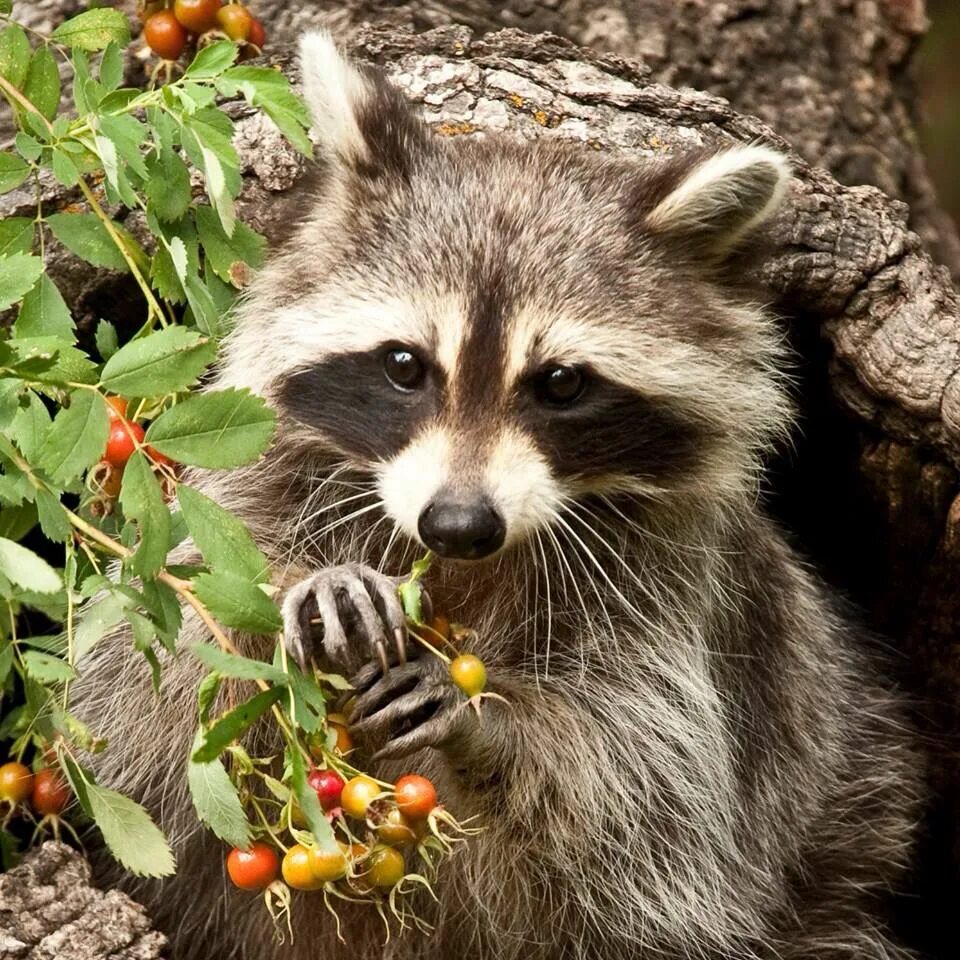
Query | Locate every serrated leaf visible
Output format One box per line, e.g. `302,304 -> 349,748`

95,319 -> 119,360
35,487 -> 70,543
287,667 -> 327,734
184,40 -> 237,80
51,9 -> 131,52
184,274 -> 222,337
15,275 -> 74,340
140,578 -> 182,650
192,571 -> 282,635
51,148 -> 80,188
10,390 -> 51,461
145,148 -> 191,223
22,649 -> 75,683
46,212 -> 129,272
178,484 -> 269,583
98,114 -> 148,181
0,218 -> 33,256
144,388 -> 276,468
37,388 -> 110,485
0,502 -> 38,542
74,591 -> 130,662
23,46 -> 60,121
100,326 -> 215,397
189,642 -> 287,683
217,67 -> 312,157
0,254 -> 43,311
86,781 -> 175,878
191,686 -> 284,763
98,41 -> 123,91
188,730 -> 252,849
0,24 -> 30,90
119,451 -> 171,579
3,337 -> 97,386
0,152 -> 30,194
195,205 -> 265,286
0,537 -> 61,592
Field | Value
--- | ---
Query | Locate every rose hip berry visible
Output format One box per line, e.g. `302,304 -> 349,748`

103,419 -> 145,468
450,653 -> 487,697
31,768 -> 70,816
365,845 -> 405,888
394,774 -> 437,820
247,17 -> 266,49
216,4 -> 252,41
227,842 -> 279,890
307,768 -> 345,811
340,775 -> 380,819
173,0 -> 222,34
0,762 -> 33,804
143,11 -> 188,60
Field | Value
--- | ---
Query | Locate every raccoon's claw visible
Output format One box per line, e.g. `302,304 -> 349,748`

281,565 -> 407,675
347,655 -> 469,760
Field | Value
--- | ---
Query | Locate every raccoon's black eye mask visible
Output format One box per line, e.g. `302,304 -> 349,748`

277,344 -> 444,461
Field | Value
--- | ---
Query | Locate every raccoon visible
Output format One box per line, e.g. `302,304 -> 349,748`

69,31 -> 923,960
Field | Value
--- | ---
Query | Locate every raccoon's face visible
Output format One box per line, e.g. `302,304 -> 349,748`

222,33 -> 791,561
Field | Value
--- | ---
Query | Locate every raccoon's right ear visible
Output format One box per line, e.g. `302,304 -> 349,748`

641,145 -> 791,261
298,31 -> 429,180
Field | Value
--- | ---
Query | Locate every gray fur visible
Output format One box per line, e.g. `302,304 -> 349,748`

69,34 -> 922,960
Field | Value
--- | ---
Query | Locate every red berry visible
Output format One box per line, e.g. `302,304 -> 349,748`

247,17 -> 266,49
143,10 -> 188,60
226,841 -> 279,890
103,420 -> 145,469
31,768 -> 70,816
216,4 -> 252,41
173,0 -> 222,34
146,446 -> 174,469
394,774 -> 437,820
307,768 -> 345,812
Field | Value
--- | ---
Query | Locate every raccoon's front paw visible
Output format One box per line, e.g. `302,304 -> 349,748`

281,565 -> 408,674
346,655 -> 471,761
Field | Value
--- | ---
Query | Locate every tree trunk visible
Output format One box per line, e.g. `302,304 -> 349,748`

2,3 -> 958,956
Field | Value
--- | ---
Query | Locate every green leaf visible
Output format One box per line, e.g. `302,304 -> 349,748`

74,591 -> 130,662
37,388 -> 110,485
86,781 -> 175,878
184,274 -> 222,337
95,319 -> 119,360
184,40 -> 238,80
100,326 -> 216,397
98,41 -> 123,91
51,148 -> 80,188
0,538 -> 61,592
14,275 -> 75,340
0,152 -> 30,194
0,254 -> 43,310
290,743 -> 338,852
192,571 -> 282,635
178,484 -> 270,583
195,205 -> 265,286
35,487 -> 71,543
145,148 -> 191,223
22,649 -> 75,683
9,390 -> 51,461
140,579 -> 182,649
0,218 -> 34,256
46,212 -> 129,272
191,686 -> 284,763
2,337 -> 97,386
0,24 -> 30,90
188,730 -> 252,849
0,2 -> 13,18
218,67 -> 313,156
287,667 -> 327,734
51,9 -> 132,52
0,502 -> 38,542
119,451 -> 171,579
182,118 -> 239,237
144,389 -> 276,468
98,114 -> 148,181
189,642 -> 287,684
23,46 -> 60,121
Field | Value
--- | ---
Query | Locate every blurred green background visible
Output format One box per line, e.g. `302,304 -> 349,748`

918,0 -> 960,228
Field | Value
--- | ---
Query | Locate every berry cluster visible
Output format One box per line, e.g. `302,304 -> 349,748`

141,0 -> 266,63
0,761 -> 72,837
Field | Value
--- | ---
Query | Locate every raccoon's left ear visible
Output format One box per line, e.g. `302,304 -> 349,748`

643,145 -> 791,259
298,31 -> 429,180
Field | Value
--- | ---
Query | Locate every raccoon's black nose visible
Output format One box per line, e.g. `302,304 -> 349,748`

418,496 -> 506,560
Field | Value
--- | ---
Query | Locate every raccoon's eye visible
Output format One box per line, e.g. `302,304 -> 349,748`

536,364 -> 586,406
384,348 -> 426,391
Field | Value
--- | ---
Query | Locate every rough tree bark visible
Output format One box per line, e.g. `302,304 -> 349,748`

1,3 -> 959,957
0,842 -> 167,958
